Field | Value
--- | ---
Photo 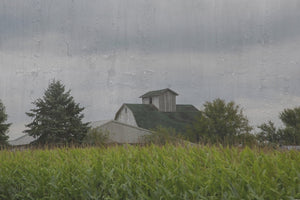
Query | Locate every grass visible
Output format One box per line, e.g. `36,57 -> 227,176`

0,145 -> 299,199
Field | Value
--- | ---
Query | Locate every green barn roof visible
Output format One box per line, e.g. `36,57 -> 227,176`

139,88 -> 178,98
116,104 -> 199,134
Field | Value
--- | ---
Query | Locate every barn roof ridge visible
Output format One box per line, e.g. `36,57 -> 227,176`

139,88 -> 178,98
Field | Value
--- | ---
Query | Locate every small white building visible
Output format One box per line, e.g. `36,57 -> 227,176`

8,134 -> 35,146
90,120 -> 151,144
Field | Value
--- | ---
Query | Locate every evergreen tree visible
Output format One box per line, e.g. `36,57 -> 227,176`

24,80 -> 90,145
188,98 -> 252,145
0,100 -> 11,145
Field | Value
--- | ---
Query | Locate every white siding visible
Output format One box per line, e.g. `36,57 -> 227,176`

115,105 -> 138,126
99,121 -> 151,143
159,91 -> 176,112
142,96 -> 159,109
152,96 -> 159,109
142,98 -> 150,104
141,89 -> 177,112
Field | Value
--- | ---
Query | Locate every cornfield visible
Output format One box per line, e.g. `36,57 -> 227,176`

0,145 -> 299,199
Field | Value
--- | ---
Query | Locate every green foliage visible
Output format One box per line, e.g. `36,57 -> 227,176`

0,146 -> 299,199
279,107 -> 300,145
83,128 -> 108,146
236,133 -> 257,147
24,80 -> 90,145
0,100 -> 11,146
257,121 -> 281,145
258,107 -> 300,145
143,126 -> 181,145
188,98 -> 252,145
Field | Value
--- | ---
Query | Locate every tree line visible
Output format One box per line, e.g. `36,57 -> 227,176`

186,99 -> 300,146
0,80 -> 299,146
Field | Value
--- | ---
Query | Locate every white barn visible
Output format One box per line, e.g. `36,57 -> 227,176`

115,88 -> 200,134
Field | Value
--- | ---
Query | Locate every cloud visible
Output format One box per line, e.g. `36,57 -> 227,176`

1,0 -> 300,55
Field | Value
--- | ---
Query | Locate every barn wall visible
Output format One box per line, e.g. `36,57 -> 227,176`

142,97 -> 150,104
142,96 -> 159,109
115,106 -> 138,126
152,96 -> 160,109
159,91 -> 176,112
168,92 -> 176,112
100,121 -> 151,143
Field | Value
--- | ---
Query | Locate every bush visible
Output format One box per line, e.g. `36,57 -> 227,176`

143,126 -> 182,145
83,127 -> 108,146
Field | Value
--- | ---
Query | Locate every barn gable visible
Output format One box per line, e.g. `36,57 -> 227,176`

114,104 -> 139,127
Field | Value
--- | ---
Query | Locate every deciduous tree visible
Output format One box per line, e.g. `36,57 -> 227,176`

256,121 -> 280,144
279,107 -> 300,145
143,126 -> 180,145
188,98 -> 252,145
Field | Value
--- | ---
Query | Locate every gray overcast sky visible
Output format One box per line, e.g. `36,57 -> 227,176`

1,0 -> 300,139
